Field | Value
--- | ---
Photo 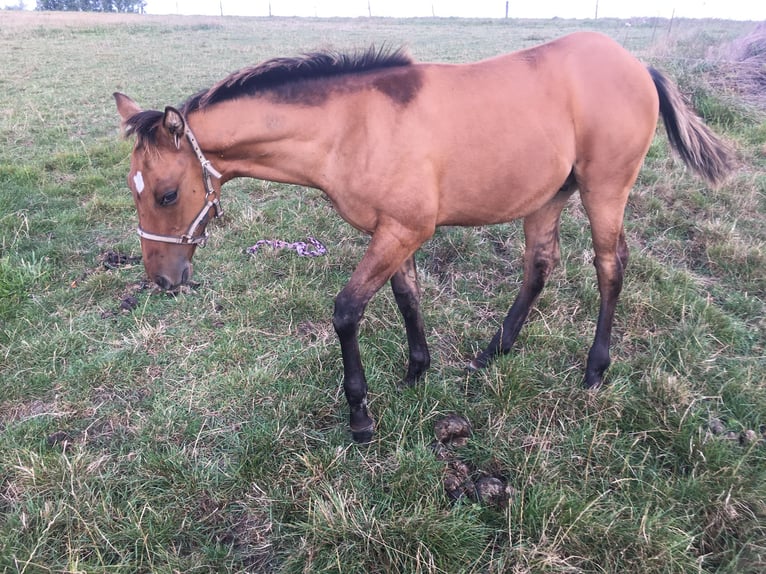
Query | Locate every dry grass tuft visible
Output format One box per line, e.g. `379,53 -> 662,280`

708,22 -> 766,109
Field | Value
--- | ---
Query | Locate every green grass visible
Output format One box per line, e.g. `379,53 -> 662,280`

1,10 -> 765,574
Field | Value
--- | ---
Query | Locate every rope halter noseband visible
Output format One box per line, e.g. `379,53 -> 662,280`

136,121 -> 223,247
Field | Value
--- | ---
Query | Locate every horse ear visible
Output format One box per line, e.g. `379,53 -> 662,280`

114,92 -> 142,135
163,106 -> 185,149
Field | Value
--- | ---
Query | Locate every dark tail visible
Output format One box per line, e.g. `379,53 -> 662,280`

648,67 -> 735,186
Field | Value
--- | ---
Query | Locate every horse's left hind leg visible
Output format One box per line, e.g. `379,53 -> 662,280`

471,188 -> 574,370
391,255 -> 430,387
583,224 -> 629,388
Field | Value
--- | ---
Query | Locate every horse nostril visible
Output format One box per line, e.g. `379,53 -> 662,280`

181,266 -> 190,285
154,275 -> 173,291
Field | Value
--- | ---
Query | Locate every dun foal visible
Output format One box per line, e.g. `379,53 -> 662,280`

115,32 -> 733,442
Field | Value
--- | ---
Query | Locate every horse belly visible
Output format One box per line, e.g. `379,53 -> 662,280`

434,135 -> 573,226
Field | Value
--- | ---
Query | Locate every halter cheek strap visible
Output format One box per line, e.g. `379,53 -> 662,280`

136,122 -> 223,247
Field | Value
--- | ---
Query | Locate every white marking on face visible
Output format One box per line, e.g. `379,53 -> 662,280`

132,171 -> 145,195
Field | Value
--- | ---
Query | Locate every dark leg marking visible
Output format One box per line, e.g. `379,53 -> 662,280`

390,255 -> 431,387
471,187 -> 574,370
583,227 -> 629,389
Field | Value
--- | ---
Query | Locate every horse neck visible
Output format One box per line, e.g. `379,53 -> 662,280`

187,98 -> 335,189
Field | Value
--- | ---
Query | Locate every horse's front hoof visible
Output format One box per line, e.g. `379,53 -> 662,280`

582,373 -> 604,390
349,417 -> 375,444
350,423 -> 375,443
397,371 -> 422,390
397,359 -> 430,390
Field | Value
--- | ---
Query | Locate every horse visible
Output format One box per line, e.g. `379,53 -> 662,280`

114,31 -> 733,442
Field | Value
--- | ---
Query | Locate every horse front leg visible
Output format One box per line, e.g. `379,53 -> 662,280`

333,224 -> 427,442
333,288 -> 374,442
391,255 -> 430,387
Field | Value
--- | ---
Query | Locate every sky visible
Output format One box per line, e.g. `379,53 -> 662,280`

139,1 -> 764,21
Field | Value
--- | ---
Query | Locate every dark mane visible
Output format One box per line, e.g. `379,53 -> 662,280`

121,46 -> 415,146
123,109 -> 165,147
183,45 -> 413,112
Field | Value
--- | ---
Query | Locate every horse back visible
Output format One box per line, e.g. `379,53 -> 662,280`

321,32 -> 659,230
396,32 -> 660,225
416,31 -> 658,154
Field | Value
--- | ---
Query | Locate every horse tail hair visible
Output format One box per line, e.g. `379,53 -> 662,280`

648,67 -> 735,186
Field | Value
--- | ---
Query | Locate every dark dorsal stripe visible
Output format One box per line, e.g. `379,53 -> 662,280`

183,45 -> 413,112
123,46 -> 414,145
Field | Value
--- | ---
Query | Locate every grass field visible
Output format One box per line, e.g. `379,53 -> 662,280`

1,10 -> 765,573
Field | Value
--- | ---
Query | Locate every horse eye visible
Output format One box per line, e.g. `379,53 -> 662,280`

159,189 -> 178,207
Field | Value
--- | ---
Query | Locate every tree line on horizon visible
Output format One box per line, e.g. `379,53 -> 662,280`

35,0 -> 146,12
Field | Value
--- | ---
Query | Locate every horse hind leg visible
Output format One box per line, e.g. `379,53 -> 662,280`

391,255 -> 431,387
581,222 -> 629,388
470,185 -> 575,370
580,190 -> 632,389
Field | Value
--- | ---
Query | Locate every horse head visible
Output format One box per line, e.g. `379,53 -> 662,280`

114,93 -> 222,291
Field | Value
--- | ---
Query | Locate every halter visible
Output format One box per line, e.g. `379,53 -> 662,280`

136,122 -> 223,247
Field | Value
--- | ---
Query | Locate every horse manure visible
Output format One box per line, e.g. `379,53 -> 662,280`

101,250 -> 141,270
46,430 -> 74,451
708,418 -> 726,435
705,418 -> 765,448
739,429 -> 758,446
431,414 -> 514,508
429,440 -> 451,461
443,459 -> 474,501
433,413 -> 471,446
100,281 -> 149,319
120,296 -> 138,312
474,476 -> 515,508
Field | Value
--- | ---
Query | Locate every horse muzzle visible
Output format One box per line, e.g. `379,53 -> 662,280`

153,264 -> 190,291
141,247 -> 193,292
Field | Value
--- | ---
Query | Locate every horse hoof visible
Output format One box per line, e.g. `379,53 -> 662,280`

582,375 -> 603,390
465,360 -> 481,372
397,377 -> 417,391
351,424 -> 374,443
